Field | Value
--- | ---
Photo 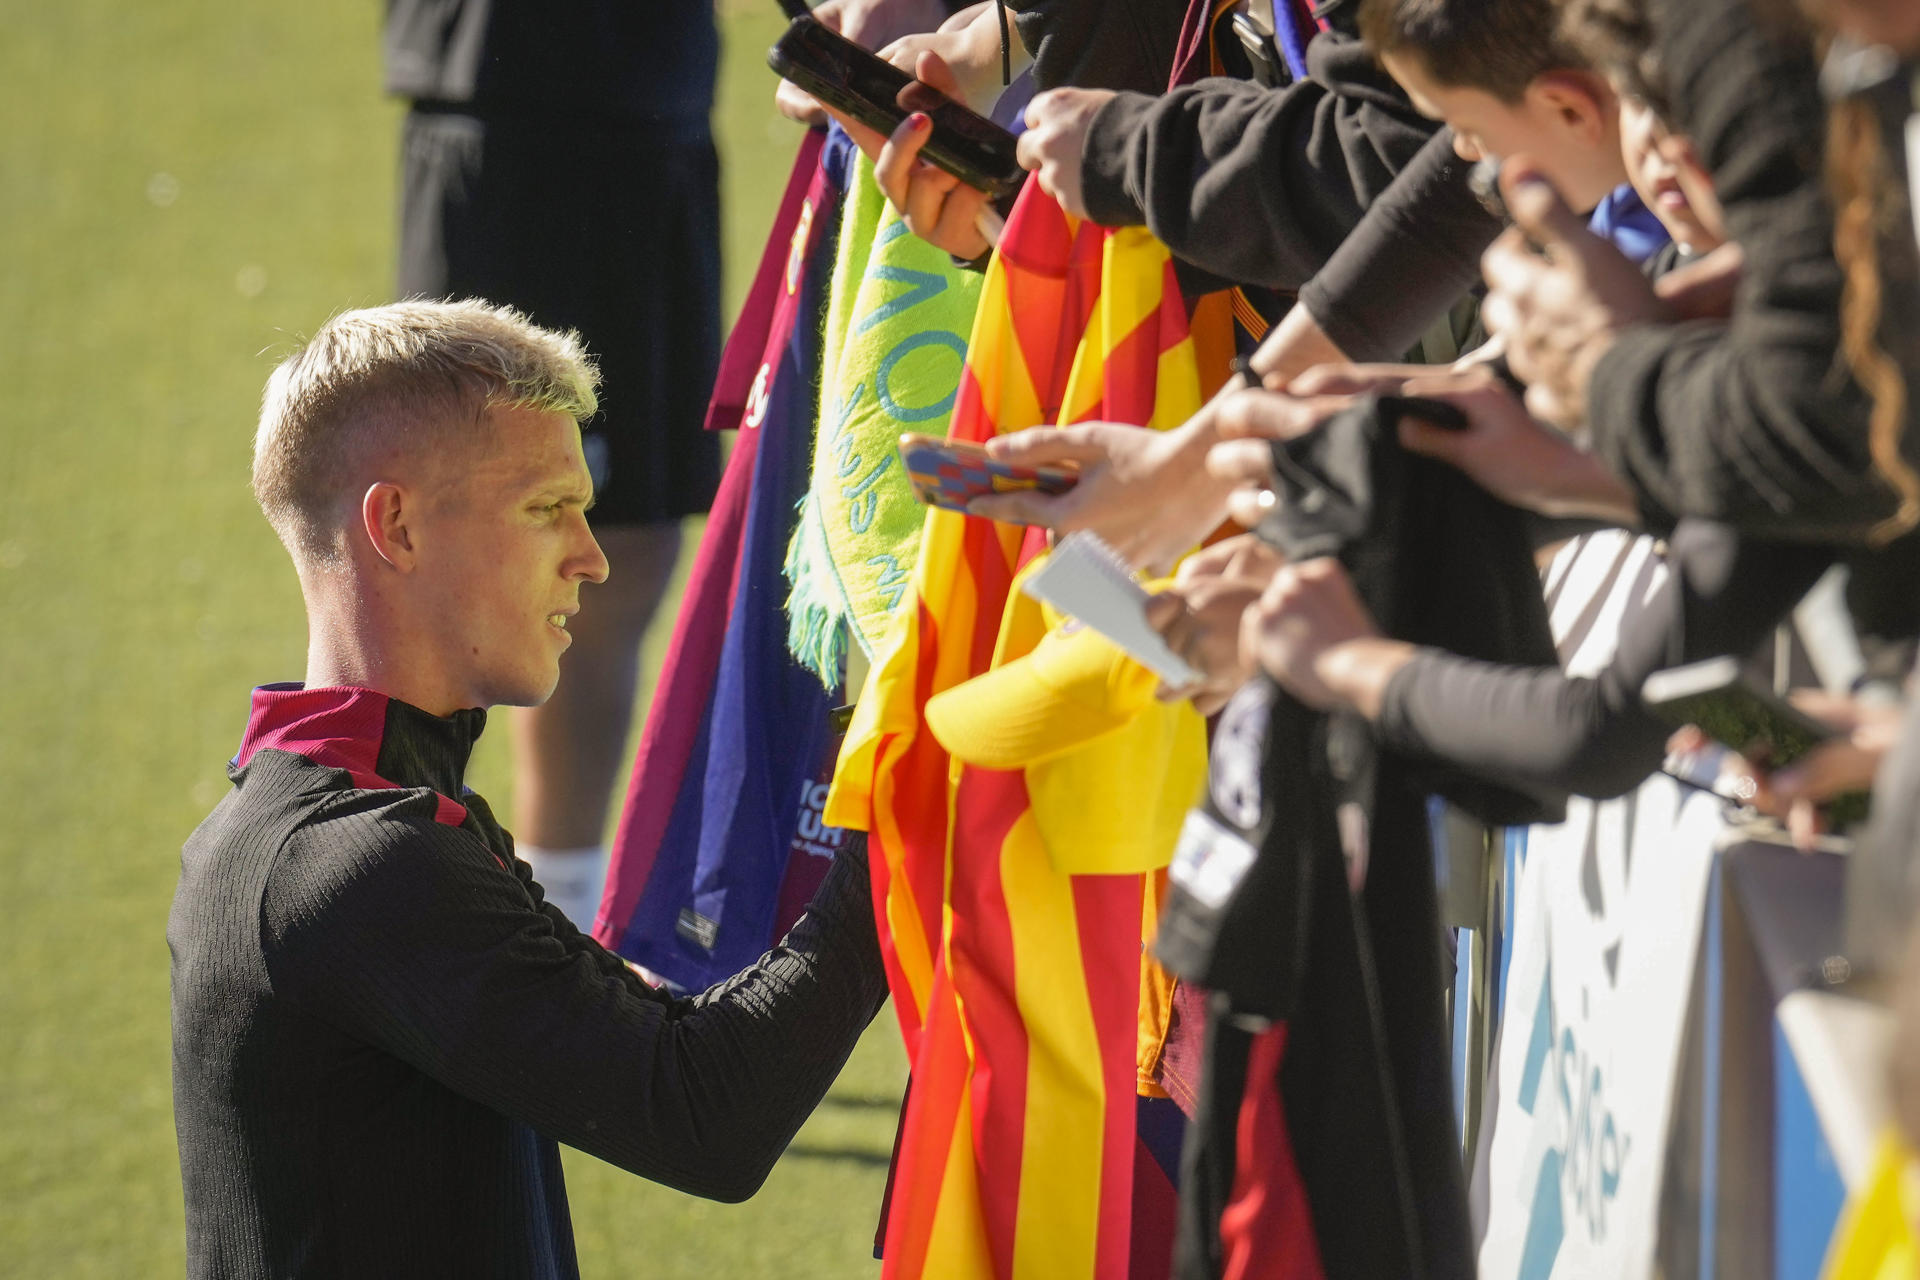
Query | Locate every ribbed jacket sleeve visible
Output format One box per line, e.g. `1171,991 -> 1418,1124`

261,796 -> 888,1204
1375,523 -> 1833,799
1295,128 -> 1502,359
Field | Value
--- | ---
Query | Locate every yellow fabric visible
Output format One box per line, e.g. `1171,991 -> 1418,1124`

825,193 -> 1232,1280
1027,689 -> 1205,876
924,582 -> 1183,768
1137,870 -> 1179,1097
1822,1130 -> 1920,1280
1001,805 -> 1110,1279
926,564 -> 1207,877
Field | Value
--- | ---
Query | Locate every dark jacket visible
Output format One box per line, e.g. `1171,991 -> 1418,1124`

170,686 -> 887,1279
1586,0 -> 1896,537
1077,33 -> 1443,292
1158,396 -> 1558,1280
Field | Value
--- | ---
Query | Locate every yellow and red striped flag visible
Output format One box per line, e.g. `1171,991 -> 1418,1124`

825,183 -> 1222,1280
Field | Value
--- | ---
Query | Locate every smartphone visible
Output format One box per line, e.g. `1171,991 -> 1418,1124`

1640,656 -> 1838,769
1230,12 -> 1285,88
898,433 -> 1079,515
768,15 -> 1025,198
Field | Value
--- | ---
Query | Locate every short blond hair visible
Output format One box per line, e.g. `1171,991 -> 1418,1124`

253,299 -> 599,566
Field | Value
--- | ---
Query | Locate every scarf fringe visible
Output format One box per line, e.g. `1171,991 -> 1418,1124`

784,493 -> 851,687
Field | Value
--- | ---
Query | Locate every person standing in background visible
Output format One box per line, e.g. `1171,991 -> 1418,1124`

383,0 -> 724,924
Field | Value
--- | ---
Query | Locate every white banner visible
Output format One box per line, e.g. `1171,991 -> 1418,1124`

1478,532 -> 1725,1280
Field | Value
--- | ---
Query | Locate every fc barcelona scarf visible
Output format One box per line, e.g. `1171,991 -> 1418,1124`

785,151 -> 984,684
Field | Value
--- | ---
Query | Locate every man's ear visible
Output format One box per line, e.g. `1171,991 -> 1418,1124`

1531,70 -> 1615,145
360,481 -> 418,571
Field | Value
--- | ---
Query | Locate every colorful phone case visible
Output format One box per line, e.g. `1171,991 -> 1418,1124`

898,435 -> 1078,515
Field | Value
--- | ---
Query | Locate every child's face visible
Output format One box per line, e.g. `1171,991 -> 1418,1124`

1381,51 -> 1628,212
1617,96 -> 1725,252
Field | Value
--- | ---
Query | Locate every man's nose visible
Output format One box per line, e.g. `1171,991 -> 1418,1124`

1451,131 -> 1483,163
571,520 -> 610,585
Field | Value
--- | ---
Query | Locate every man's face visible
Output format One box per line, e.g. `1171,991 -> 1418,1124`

413,405 -> 609,709
1381,51 -> 1628,212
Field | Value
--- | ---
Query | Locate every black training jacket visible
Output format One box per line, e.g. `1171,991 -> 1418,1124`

169,684 -> 886,1279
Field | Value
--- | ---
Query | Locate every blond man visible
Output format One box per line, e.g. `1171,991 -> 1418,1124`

168,300 -> 885,1279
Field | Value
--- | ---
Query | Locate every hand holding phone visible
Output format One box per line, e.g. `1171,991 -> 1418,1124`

899,433 -> 1078,517
769,15 -> 1024,197
1641,657 -> 1838,769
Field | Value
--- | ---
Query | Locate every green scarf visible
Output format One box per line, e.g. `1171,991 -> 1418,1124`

785,155 -> 984,683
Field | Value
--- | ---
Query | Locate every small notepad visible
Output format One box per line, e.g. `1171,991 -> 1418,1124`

1020,532 -> 1202,687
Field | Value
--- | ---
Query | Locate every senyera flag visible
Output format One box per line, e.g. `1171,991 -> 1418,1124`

826,182 -> 1220,1280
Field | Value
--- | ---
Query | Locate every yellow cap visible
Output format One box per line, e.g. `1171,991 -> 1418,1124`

926,618 -> 1166,769
925,567 -> 1208,876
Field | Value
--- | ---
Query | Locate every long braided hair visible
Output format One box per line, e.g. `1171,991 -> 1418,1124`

1827,90 -> 1920,538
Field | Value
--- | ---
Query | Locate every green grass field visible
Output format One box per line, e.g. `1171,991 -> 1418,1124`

0,3 -> 905,1274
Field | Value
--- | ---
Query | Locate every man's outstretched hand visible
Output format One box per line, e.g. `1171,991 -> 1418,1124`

1392,366 -> 1641,525
1242,558 -> 1410,716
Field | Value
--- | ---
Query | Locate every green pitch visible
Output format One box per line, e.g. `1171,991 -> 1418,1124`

0,2 -> 904,1274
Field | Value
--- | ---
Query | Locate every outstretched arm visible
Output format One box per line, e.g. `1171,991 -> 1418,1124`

1249,524 -> 1834,799
1067,34 -> 1438,289
267,823 -> 888,1203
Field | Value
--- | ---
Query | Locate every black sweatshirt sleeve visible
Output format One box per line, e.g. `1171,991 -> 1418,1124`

1075,36 -> 1438,291
1584,0 -> 1890,536
1375,524 -> 1834,799
1294,127 -> 1503,360
263,819 -> 888,1203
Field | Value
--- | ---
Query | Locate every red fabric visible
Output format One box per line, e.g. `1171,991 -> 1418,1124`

1168,0 -> 1240,87
1079,874 -> 1156,1280
950,766 -> 1034,1279
234,685 -> 471,829
704,129 -> 827,432
1128,1132 -> 1180,1280
1219,1026 -> 1323,1280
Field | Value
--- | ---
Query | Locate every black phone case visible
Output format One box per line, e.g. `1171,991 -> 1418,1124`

768,16 -> 1024,197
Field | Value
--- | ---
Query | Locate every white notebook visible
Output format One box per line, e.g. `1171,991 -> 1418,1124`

1019,531 -> 1202,687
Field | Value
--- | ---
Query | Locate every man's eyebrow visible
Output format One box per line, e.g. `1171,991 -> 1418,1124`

527,485 -> 596,511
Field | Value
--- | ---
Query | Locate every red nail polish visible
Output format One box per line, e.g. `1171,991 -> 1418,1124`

908,112 -> 930,130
